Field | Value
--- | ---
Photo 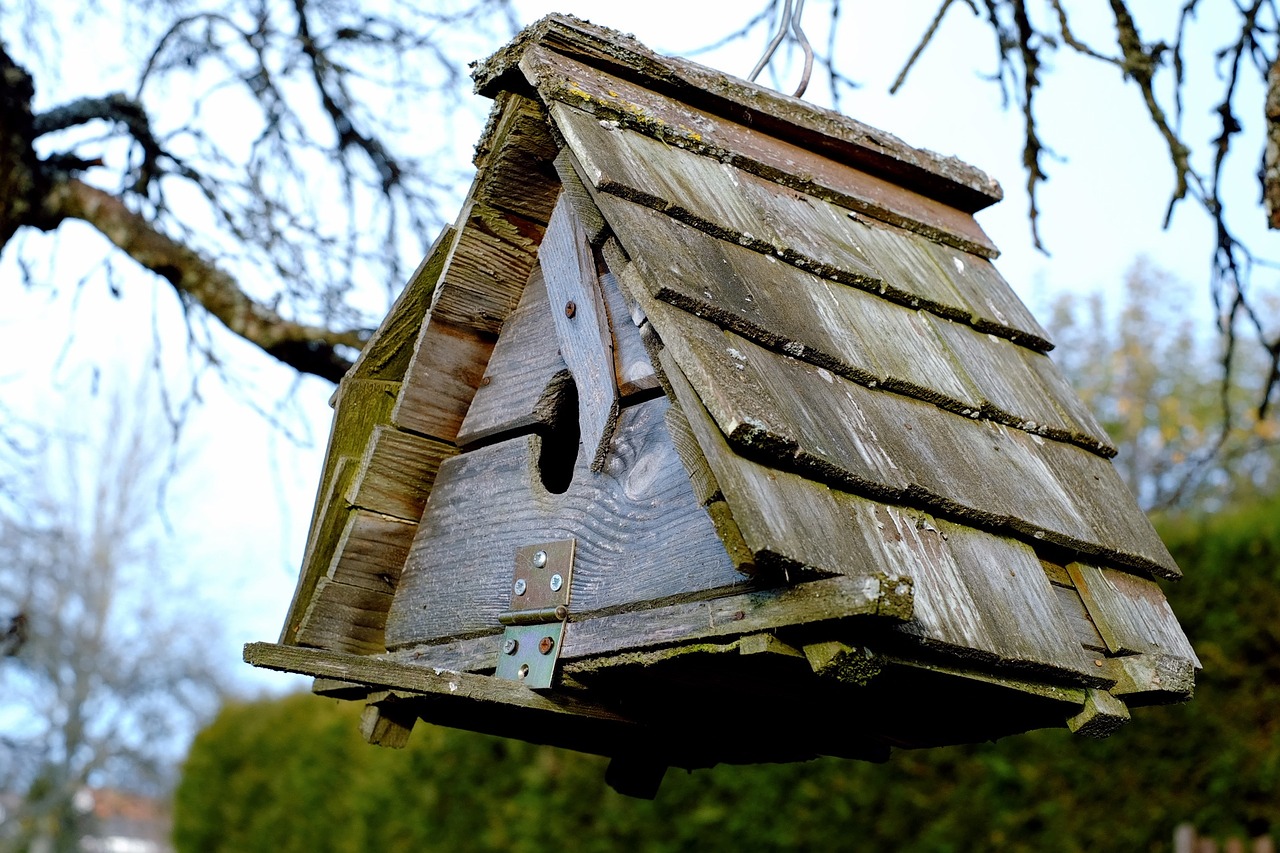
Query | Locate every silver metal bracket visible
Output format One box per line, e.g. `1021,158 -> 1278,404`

495,539 -> 575,689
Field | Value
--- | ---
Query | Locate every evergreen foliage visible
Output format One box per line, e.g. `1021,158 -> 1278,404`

174,496 -> 1280,852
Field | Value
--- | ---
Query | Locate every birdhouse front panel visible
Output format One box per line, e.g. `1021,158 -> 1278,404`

247,14 -> 1198,793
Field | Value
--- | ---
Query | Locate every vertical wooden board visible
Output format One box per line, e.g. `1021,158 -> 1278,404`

347,426 -> 457,522
1066,562 -> 1199,664
540,195 -> 619,470
918,238 -> 1053,350
296,577 -> 393,655
384,395 -> 746,646
599,267 -> 658,398
662,401 -> 720,507
351,225 -> 456,382
327,510 -> 418,595
456,266 -> 569,447
392,318 -> 495,444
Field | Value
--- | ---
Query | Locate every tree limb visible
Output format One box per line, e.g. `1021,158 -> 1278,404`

42,178 -> 365,382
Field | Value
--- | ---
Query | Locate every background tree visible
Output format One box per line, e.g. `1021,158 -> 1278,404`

0,378 -> 226,853
2,2 -> 1277,398
1043,257 -> 1280,511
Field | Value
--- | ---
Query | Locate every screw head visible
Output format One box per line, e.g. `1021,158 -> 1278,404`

503,637 -> 519,655
513,578 -> 527,596
549,573 -> 563,592
564,300 -> 577,318
531,550 -> 548,569
538,636 -> 555,655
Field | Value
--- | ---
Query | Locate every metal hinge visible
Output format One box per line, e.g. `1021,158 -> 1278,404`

495,539 -> 575,689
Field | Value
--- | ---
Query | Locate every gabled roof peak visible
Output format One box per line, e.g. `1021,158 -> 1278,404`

473,13 -> 1003,215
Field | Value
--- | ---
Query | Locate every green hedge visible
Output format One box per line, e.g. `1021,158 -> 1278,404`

175,498 -> 1280,852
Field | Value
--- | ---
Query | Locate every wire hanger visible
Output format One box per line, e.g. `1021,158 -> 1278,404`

747,0 -> 814,99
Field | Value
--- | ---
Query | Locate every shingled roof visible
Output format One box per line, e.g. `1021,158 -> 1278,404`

248,14 -> 1198,788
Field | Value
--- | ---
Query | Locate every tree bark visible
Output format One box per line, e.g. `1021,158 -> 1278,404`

1265,56 -> 1280,230
0,41 -> 360,382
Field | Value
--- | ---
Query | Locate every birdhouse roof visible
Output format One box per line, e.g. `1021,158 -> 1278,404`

250,14 -> 1197,778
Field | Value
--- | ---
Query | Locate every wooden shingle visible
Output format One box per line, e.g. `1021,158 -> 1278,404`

250,14 -> 1198,794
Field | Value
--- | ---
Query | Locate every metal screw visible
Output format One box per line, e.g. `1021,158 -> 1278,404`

513,578 -> 527,596
538,636 -> 555,655
532,550 -> 548,569
517,663 -> 530,679
564,300 -> 577,318
503,637 -> 519,655
549,573 -> 563,592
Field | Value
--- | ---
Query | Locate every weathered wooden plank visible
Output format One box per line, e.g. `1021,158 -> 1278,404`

1066,562 -> 1199,663
472,91 -> 561,224
1066,688 -> 1130,738
917,235 -> 1052,348
599,266 -> 658,399
476,16 -> 1002,212
1051,584 -> 1108,652
924,312 -> 1113,455
516,48 -> 998,256
391,318 -> 495,444
347,426 -> 456,522
664,350 -> 1103,681
456,266 -> 568,448
662,401 -> 720,507
1020,347 -> 1115,456
282,456 -> 360,644
1105,652 -> 1196,704
350,226 -> 456,382
552,147 -> 608,244
563,575 -> 899,662
642,282 -> 1178,577
244,642 -> 638,728
540,195 -> 619,471
385,395 -> 747,646
326,510 -> 416,596
596,196 -> 984,417
295,577 -> 392,655
285,376 -> 398,645
429,201 -> 542,335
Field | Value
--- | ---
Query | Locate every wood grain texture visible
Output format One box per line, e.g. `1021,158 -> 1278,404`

1065,562 -> 1199,664
325,510 -> 417,596
638,282 -> 1178,577
1105,652 -> 1196,704
476,16 -> 1002,210
599,266 -> 658,399
1051,584 -> 1108,652
472,91 -> 561,224
663,349 -> 1102,681
350,225 -> 455,382
282,377 -> 399,645
347,426 -> 456,522
456,266 -> 569,448
522,51 -> 998,255
295,577 -> 393,655
540,195 -> 619,470
429,201 -> 542,335
245,642 -> 638,727
384,395 -> 747,647
392,318 -> 495,444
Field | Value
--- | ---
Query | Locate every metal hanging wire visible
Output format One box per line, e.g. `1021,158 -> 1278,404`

747,0 -> 815,98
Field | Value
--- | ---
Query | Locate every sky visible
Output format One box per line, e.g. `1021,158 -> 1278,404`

2,0 -> 1273,702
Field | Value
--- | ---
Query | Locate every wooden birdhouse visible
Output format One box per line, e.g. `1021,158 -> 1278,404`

247,15 -> 1199,797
